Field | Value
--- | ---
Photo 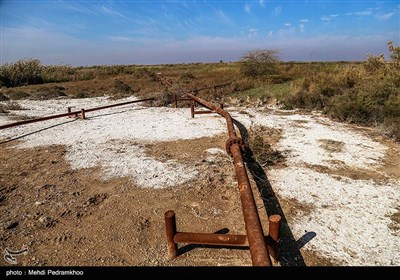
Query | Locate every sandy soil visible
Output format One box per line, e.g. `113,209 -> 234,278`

1,97 -> 399,266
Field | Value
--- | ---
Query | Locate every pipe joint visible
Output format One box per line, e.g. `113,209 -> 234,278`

226,136 -> 245,156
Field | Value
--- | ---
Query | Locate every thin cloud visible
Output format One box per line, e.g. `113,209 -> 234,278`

100,5 -> 128,20
248,28 -> 258,38
259,0 -> 266,8
275,6 -> 282,16
215,10 -> 233,25
244,2 -> 251,14
108,36 -> 135,42
300,19 -> 309,23
354,9 -> 373,16
26,17 -> 51,28
321,14 -> 339,22
284,23 -> 291,27
299,24 -> 305,33
57,1 -> 98,15
375,12 -> 394,20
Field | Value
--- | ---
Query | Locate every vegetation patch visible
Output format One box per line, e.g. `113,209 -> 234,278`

31,85 -> 67,100
4,90 -> 30,100
246,125 -> 285,167
4,101 -> 25,111
144,134 -> 226,163
318,139 -> 345,153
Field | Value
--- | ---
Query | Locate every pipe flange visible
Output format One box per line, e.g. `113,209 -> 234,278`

226,137 -> 244,156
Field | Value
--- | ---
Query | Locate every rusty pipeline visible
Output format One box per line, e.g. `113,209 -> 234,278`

0,98 -> 154,130
165,210 -> 281,265
171,93 -> 273,266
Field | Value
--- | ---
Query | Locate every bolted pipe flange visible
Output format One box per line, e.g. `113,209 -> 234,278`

226,136 -> 245,156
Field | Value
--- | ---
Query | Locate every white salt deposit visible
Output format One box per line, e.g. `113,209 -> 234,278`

269,167 -> 400,266
0,97 -> 226,188
235,108 -> 386,170
1,98 -> 399,265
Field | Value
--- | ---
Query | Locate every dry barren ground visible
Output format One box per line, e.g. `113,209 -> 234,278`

0,96 -> 399,266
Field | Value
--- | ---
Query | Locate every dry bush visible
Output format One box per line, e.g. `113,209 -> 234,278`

246,125 -> 284,167
0,58 -> 45,87
42,65 -> 76,83
240,49 -> 280,78
148,90 -> 175,107
0,104 -> 8,113
179,72 -> 195,83
31,85 -> 67,100
3,101 -> 25,110
4,90 -> 30,100
0,92 -> 9,101
383,117 -> 400,141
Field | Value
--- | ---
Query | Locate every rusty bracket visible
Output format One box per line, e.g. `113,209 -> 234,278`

165,210 -> 281,264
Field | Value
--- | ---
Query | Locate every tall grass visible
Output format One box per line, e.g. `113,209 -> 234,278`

282,42 -> 400,140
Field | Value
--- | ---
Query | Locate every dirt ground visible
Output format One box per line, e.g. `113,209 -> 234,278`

1,101 -> 399,267
0,131 -> 333,267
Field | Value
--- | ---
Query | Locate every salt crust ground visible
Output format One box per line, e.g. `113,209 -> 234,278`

1,97 -> 399,265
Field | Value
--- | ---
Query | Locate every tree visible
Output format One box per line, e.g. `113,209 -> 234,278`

240,49 -> 280,77
387,40 -> 400,64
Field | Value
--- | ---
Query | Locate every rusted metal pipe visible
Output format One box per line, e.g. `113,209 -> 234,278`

164,210 -> 281,262
174,232 -> 248,246
164,210 -> 178,260
267,215 -> 281,263
186,93 -> 272,266
268,215 -> 281,243
82,98 -> 154,113
190,102 -> 195,118
193,110 -> 214,115
0,98 -> 154,130
80,109 -> 86,120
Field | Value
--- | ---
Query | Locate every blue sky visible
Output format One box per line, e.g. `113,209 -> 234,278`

1,0 -> 399,65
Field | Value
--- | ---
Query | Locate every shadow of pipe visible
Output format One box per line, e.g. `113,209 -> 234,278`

297,231 -> 316,249
233,118 -> 307,266
176,228 -> 249,257
0,118 -> 78,145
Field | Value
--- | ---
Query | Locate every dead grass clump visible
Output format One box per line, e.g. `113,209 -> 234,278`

3,101 -> 25,110
148,90 -> 175,107
5,90 -> 30,100
0,92 -> 9,101
0,104 -> 8,113
31,85 -> 67,100
246,125 -> 284,167
318,139 -> 345,153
